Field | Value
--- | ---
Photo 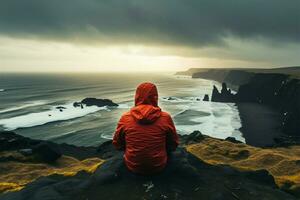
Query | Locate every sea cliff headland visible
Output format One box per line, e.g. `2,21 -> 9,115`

177,67 -> 300,147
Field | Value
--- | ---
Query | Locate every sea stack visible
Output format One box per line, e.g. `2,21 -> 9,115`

211,83 -> 235,102
203,94 -> 209,101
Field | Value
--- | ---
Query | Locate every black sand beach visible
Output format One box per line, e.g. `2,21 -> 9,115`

237,103 -> 283,147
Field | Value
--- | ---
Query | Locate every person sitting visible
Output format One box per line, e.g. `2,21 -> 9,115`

112,82 -> 179,175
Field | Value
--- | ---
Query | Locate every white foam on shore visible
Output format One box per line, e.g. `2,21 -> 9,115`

0,101 -> 48,114
0,103 -> 108,130
175,101 -> 245,143
165,78 -> 244,142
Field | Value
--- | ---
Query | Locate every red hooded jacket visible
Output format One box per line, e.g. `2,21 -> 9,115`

112,82 -> 179,174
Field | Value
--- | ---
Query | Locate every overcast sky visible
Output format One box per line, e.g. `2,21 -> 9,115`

0,0 -> 299,72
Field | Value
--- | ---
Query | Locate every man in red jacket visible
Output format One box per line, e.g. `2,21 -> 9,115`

112,82 -> 179,175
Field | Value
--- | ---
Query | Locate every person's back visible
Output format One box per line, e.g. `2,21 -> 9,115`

113,82 -> 179,175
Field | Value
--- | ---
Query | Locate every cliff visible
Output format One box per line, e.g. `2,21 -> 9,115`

234,73 -> 300,137
0,131 -> 299,199
177,66 -> 300,80
180,67 -> 300,140
209,73 -> 300,139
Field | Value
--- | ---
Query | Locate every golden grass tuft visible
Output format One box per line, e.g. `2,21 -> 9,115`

0,152 -> 103,193
0,183 -> 23,193
187,137 -> 300,195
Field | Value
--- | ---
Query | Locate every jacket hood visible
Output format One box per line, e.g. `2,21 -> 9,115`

130,82 -> 161,124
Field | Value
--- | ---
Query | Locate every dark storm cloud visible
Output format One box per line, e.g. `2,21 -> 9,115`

0,0 -> 299,46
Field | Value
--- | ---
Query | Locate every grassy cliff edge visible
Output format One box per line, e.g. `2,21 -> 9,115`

187,136 -> 300,196
1,131 -> 300,199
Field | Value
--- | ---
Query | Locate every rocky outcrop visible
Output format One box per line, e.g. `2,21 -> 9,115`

202,94 -> 209,101
211,83 -> 236,102
81,98 -> 118,107
180,130 -> 205,145
32,143 -> 62,163
73,102 -> 84,108
73,98 -> 118,108
0,131 -> 100,160
1,131 -> 299,199
0,131 -> 103,194
3,149 -> 296,200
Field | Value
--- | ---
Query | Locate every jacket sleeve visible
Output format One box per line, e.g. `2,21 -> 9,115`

166,115 -> 179,152
112,116 -> 126,150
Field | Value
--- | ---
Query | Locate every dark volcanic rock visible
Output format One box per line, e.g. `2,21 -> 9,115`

0,132 -> 34,151
225,137 -> 242,144
32,143 -> 62,163
0,131 -> 100,161
203,94 -> 209,101
180,130 -> 204,145
73,102 -> 84,108
81,98 -> 118,107
243,169 -> 275,185
96,140 -> 119,159
211,83 -> 236,102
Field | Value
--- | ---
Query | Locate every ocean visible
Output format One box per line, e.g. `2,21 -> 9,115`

0,73 -> 244,146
